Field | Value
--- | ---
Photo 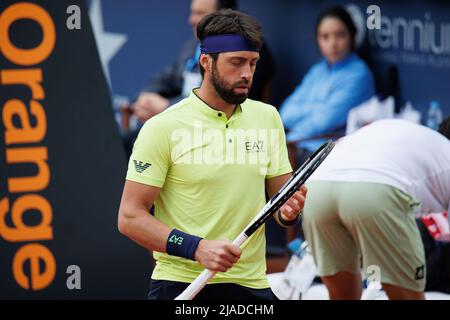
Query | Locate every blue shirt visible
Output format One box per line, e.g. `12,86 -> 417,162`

279,53 -> 375,151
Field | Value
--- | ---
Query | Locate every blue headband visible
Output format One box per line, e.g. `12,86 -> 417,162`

200,34 -> 259,54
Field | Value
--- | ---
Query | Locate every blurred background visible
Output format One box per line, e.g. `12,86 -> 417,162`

0,0 -> 449,299
103,0 -> 450,116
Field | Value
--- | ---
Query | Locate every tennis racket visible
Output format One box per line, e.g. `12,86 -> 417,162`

175,140 -> 335,300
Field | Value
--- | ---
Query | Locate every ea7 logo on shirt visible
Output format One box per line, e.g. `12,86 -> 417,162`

168,235 -> 183,245
245,141 -> 264,153
133,160 -> 151,173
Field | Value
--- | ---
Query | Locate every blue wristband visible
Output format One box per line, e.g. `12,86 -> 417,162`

166,229 -> 203,261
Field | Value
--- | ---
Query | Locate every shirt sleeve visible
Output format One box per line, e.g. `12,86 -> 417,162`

266,107 -> 293,179
125,118 -> 171,187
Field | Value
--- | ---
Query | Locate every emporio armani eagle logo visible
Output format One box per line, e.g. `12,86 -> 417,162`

133,160 -> 151,173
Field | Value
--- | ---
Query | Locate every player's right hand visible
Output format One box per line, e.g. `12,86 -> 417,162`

194,239 -> 241,272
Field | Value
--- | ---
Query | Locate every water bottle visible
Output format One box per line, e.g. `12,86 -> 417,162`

426,100 -> 443,130
274,238 -> 316,299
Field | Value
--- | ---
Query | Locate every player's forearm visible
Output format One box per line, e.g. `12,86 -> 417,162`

266,173 -> 292,198
118,208 -> 170,253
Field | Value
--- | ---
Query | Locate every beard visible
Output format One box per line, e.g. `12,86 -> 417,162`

210,61 -> 251,105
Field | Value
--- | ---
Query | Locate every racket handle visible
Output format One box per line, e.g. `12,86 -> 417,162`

175,233 -> 248,300
232,232 -> 248,247
175,269 -> 215,300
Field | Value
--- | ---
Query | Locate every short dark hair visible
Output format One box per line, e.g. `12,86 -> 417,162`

196,9 -> 263,77
438,116 -> 450,140
315,6 -> 357,51
217,0 -> 237,10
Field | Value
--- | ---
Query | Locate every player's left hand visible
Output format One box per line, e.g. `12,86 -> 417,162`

279,185 -> 307,221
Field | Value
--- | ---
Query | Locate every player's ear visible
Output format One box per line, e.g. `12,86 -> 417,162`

200,53 -> 211,73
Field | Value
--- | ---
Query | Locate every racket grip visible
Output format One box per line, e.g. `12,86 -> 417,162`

175,269 -> 215,300
232,232 -> 248,247
175,233 -> 248,300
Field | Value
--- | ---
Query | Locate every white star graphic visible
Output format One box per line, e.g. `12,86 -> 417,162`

89,0 -> 127,88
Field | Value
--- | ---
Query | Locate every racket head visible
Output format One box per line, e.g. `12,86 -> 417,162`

244,140 -> 335,236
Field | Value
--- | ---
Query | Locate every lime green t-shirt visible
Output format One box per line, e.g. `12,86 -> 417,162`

126,89 -> 292,289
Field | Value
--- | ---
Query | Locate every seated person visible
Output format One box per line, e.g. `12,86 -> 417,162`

279,6 -> 375,168
123,0 -> 275,157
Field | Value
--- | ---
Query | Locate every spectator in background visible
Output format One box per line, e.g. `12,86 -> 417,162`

279,6 -> 375,168
123,0 -> 275,157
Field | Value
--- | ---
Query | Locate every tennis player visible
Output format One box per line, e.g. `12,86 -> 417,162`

118,9 -> 306,300
303,118 -> 450,300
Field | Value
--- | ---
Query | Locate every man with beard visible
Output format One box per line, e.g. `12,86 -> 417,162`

117,9 -> 306,300
122,0 -> 276,158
